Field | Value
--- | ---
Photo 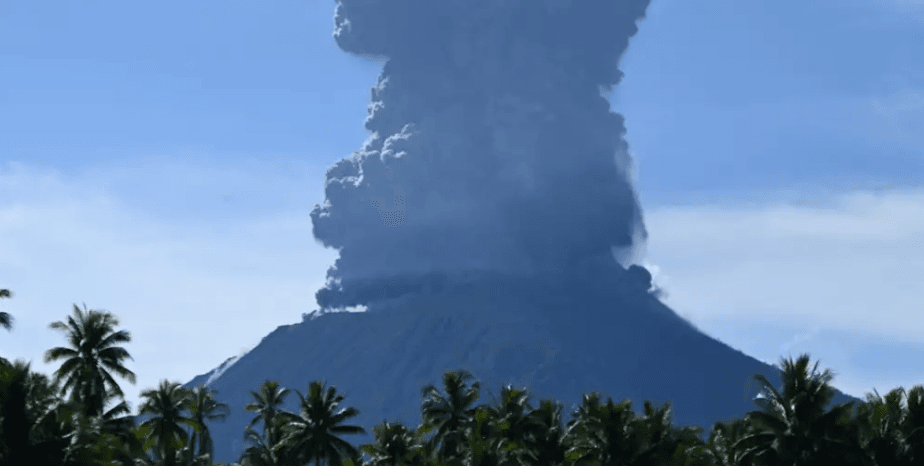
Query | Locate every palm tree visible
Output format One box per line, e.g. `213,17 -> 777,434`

361,420 -> 430,466
30,388 -> 149,466
478,384 -> 546,465
274,380 -> 366,466
185,384 -> 231,460
137,379 -> 199,466
664,424 -> 711,466
418,369 -> 482,463
23,371 -> 83,466
245,380 -> 300,451
559,393 -> 707,466
457,404 -> 505,466
0,289 -> 12,367
43,303 -> 137,418
734,353 -> 864,466
629,400 -> 705,466
242,424 -> 285,466
852,387 -> 910,465
0,358 -> 62,438
688,417 -> 758,466
902,385 -> 924,464
561,392 -> 652,466
0,289 -> 11,321
851,384 -> 924,466
520,399 -> 570,466
0,359 -> 39,464
59,394 -> 139,466
0,358 -> 103,466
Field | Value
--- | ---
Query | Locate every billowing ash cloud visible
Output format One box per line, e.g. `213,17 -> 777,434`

311,0 -> 653,311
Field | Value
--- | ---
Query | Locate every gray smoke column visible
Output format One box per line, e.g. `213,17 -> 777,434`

311,0 -> 653,311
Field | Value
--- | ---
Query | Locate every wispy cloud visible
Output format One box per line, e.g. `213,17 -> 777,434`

645,187 -> 924,343
0,158 -> 337,412
642,186 -> 924,399
779,326 -> 822,355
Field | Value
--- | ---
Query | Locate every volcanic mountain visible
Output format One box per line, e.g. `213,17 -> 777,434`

174,0 -> 863,463
182,260 -> 861,464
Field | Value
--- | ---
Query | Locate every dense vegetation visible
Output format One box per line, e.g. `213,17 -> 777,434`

1,288 -> 922,465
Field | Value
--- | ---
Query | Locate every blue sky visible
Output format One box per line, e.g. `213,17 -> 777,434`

1,0 -> 923,415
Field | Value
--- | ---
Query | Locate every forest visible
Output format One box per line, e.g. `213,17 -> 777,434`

1,288 -> 921,466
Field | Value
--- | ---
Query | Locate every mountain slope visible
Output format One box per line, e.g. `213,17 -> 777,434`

183,261 -> 862,465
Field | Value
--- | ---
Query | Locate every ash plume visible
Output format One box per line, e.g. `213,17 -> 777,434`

311,0 -> 654,311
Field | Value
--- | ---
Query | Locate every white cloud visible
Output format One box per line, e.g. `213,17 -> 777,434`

0,158 -> 337,413
645,187 -> 924,344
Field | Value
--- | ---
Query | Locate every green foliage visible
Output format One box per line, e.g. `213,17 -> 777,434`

3,303 -> 924,466
138,379 -> 201,466
274,380 -> 366,466
187,384 -> 231,459
43,303 -> 137,418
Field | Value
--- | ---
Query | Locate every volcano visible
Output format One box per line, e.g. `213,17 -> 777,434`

179,0 -> 862,463
184,260 -> 860,464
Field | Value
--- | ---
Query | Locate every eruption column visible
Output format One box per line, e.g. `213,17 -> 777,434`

311,0 -> 653,311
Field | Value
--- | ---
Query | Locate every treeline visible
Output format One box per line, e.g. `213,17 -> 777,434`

1,288 -> 922,466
